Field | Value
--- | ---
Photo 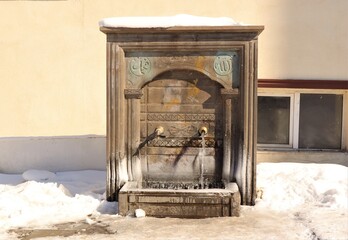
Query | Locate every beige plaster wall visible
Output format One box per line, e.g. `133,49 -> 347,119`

0,0 -> 347,137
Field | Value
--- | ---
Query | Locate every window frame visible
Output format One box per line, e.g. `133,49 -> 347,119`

257,88 -> 347,151
257,92 -> 295,149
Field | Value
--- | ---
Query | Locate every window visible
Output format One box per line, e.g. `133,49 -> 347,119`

258,96 -> 291,145
257,91 -> 344,150
299,94 -> 343,149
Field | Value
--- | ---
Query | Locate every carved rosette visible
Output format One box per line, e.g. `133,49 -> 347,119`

214,55 -> 233,76
129,57 -> 151,76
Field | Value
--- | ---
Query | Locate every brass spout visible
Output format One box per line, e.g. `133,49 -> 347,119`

199,126 -> 208,136
155,126 -> 164,136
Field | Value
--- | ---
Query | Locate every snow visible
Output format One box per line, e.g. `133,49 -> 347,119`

99,14 -> 241,28
256,163 -> 348,210
135,209 -> 146,218
0,163 -> 347,239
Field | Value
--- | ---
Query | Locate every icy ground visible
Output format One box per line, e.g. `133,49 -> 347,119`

0,163 -> 347,240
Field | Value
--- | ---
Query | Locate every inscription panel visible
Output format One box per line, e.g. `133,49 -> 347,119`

130,57 -> 151,76
214,55 -> 233,76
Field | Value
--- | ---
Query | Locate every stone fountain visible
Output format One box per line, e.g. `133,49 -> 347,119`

100,16 -> 263,217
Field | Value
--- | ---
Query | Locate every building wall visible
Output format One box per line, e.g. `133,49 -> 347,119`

0,0 -> 347,137
0,136 -> 106,173
0,0 -> 347,172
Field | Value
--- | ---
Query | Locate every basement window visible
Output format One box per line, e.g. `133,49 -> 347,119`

257,95 -> 292,147
257,92 -> 344,150
299,94 -> 343,149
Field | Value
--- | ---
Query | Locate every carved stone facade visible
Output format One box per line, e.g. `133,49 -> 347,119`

147,113 -> 216,122
101,25 -> 263,217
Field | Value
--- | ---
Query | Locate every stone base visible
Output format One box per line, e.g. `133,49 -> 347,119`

118,182 -> 240,218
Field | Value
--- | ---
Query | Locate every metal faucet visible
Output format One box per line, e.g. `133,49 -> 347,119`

155,126 -> 164,136
199,126 -> 208,136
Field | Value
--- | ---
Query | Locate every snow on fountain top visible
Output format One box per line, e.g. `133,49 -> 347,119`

99,14 -> 243,28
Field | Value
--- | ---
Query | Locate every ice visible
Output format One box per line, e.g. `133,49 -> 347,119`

22,169 -> 56,182
0,173 -> 23,185
99,14 -> 241,28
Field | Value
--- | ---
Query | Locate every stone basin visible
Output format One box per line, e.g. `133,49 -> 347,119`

119,182 -> 240,218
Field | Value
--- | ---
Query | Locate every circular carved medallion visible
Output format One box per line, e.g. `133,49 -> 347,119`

214,55 -> 232,76
130,57 -> 151,76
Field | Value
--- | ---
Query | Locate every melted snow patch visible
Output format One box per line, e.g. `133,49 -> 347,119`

99,14 -> 241,28
22,169 -> 56,182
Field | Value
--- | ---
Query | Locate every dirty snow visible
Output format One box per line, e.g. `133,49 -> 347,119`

0,163 -> 347,239
99,14 -> 241,28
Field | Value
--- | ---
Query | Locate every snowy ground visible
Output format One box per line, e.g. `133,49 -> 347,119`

0,163 -> 347,240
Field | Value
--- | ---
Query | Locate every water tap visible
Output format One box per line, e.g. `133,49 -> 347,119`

198,126 -> 208,136
155,126 -> 164,136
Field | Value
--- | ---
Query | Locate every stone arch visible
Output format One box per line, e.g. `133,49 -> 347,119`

139,67 -> 230,90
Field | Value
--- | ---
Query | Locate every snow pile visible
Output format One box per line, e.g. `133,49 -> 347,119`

256,163 -> 348,210
0,182 -> 99,229
0,163 -> 346,239
99,14 -> 241,28
0,170 -> 116,230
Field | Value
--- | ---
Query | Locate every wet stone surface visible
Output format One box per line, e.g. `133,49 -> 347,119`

9,217 -> 115,239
